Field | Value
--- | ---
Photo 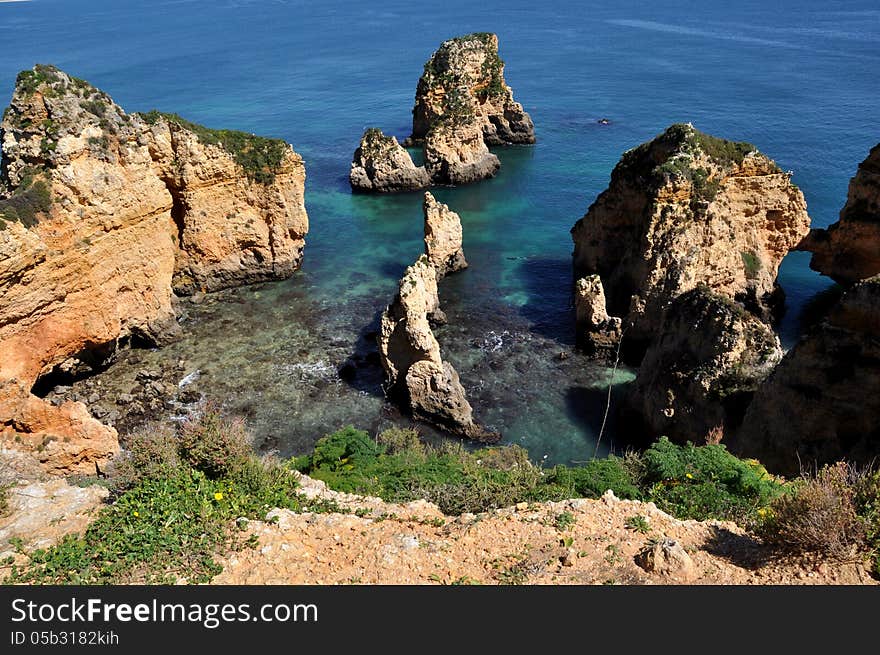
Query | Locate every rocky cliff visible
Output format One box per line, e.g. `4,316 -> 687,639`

737,276 -> 880,475
0,65 -> 308,473
377,256 -> 498,442
571,123 -> 810,353
801,143 -> 880,284
349,33 -> 533,192
626,287 -> 783,445
423,192 -> 467,278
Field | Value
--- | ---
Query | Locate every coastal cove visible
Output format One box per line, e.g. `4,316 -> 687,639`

1,0 -> 878,466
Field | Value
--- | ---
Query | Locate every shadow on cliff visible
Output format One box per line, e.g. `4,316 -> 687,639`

516,256 -> 577,346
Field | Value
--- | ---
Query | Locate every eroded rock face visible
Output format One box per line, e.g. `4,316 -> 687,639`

801,143 -> 880,284
349,33 -> 533,192
574,275 -> 622,358
571,123 -> 810,352
410,32 -> 535,147
625,287 -> 783,445
737,276 -> 880,475
349,128 -> 430,193
0,65 -> 308,473
377,257 -> 499,442
423,192 -> 467,278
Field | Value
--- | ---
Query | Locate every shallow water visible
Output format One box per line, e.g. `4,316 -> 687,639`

1,0 -> 876,464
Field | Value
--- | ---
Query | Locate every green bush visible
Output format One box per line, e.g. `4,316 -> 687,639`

641,437 -> 783,522
854,470 -> 880,576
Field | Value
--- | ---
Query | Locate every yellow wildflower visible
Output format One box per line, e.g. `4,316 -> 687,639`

757,508 -> 768,517
214,492 -> 224,501
133,511 -> 139,517
685,473 -> 693,479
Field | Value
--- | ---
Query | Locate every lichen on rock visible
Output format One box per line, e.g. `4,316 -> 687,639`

571,123 -> 810,353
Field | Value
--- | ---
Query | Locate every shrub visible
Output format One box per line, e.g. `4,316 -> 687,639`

0,169 -> 52,227
854,470 -> 880,576
544,458 -> 642,500
0,484 -> 9,519
178,405 -> 251,478
641,437 -> 782,522
758,462 -> 866,560
110,426 -> 180,490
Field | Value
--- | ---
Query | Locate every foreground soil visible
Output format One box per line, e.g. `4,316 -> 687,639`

214,474 -> 877,585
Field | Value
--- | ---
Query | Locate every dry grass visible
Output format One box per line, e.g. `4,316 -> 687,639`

759,462 -> 866,560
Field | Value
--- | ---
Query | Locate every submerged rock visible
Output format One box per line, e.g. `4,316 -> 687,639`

625,287 -> 783,445
0,65 -> 308,473
349,33 -> 533,193
349,128 -> 430,193
571,123 -> 810,353
800,143 -> 880,284
423,192 -> 467,279
737,276 -> 880,474
377,256 -> 499,442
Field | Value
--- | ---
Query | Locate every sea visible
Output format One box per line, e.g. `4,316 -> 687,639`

1,0 -> 877,463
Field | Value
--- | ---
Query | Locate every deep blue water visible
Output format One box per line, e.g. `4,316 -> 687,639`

1,0 -> 877,463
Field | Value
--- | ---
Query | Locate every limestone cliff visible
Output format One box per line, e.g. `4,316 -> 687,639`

410,32 -> 534,147
423,192 -> 467,278
801,143 -> 880,284
377,256 -> 498,442
737,276 -> 880,475
349,33 -> 533,193
571,124 -> 810,354
0,65 -> 308,473
349,128 -> 429,193
625,287 -> 783,445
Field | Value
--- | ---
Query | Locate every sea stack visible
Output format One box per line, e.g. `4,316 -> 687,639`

571,123 -> 810,354
377,256 -> 499,442
0,65 -> 309,473
423,192 -> 467,279
349,33 -> 534,192
800,142 -> 880,284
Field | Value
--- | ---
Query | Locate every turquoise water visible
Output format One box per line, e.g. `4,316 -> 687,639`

1,0 -> 877,463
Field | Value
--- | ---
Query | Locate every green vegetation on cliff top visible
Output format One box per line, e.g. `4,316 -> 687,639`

6,418 -> 878,584
615,123 -> 775,214
139,110 -> 289,185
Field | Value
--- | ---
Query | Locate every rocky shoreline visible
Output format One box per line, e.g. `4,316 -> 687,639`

1,40 -> 879,586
